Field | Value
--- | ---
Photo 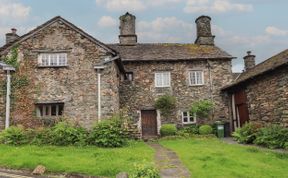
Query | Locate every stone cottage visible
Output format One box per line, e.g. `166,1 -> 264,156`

223,50 -> 288,131
0,13 -> 235,137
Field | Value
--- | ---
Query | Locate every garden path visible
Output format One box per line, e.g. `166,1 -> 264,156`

148,143 -> 190,178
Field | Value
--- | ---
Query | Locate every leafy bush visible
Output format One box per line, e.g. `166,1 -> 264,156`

48,122 -> 88,146
254,125 -> 288,149
28,127 -> 52,145
183,125 -> 199,135
232,123 -> 260,144
176,130 -> 190,137
0,125 -> 27,145
190,100 -> 213,119
131,164 -> 160,178
88,118 -> 127,147
155,95 -> 176,118
199,125 -> 213,135
160,124 -> 177,136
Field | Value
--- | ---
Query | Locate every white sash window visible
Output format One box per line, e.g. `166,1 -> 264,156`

155,72 -> 171,87
38,53 -> 67,67
189,70 -> 204,86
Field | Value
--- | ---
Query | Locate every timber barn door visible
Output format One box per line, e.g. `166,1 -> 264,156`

141,110 -> 157,137
234,90 -> 250,128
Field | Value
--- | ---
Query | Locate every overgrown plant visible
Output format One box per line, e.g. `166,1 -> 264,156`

254,124 -> 288,149
88,115 -> 128,147
190,100 -> 213,119
0,125 -> 28,145
232,123 -> 260,144
155,95 -> 176,118
160,124 -> 177,136
131,164 -> 160,178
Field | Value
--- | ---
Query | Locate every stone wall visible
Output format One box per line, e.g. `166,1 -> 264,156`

0,20 -> 121,128
245,65 -> 288,126
120,59 -> 233,129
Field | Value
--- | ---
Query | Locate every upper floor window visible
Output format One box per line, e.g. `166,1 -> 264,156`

155,72 -> 170,87
189,70 -> 204,86
182,111 -> 196,124
126,72 -> 133,81
36,103 -> 64,117
38,53 -> 67,67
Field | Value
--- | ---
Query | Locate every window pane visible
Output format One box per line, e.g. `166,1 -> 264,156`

50,54 -> 58,66
155,73 -> 162,86
163,73 -> 170,86
58,104 -> 64,116
58,53 -> 67,66
45,106 -> 50,116
183,117 -> 188,123
41,54 -> 49,66
183,112 -> 188,116
51,105 -> 57,116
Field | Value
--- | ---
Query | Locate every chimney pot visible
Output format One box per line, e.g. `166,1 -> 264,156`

195,15 -> 215,45
244,51 -> 256,71
11,28 -> 17,34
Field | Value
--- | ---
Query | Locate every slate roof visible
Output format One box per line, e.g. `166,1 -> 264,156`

0,16 -> 117,55
223,49 -> 288,90
108,43 -> 233,61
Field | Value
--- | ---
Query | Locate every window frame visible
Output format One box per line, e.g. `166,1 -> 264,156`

38,53 -> 68,67
155,71 -> 171,88
189,70 -> 204,86
36,103 -> 64,117
181,111 -> 196,124
125,72 -> 134,81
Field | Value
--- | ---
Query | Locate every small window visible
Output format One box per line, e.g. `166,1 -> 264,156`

126,72 -> 133,81
189,70 -> 204,86
36,103 -> 64,117
155,72 -> 170,87
38,53 -> 67,67
182,111 -> 196,124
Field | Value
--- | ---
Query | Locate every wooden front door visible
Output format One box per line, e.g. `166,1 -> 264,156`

141,110 -> 157,137
234,90 -> 250,128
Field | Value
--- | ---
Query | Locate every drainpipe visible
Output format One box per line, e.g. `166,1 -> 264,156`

0,62 -> 15,129
94,65 -> 105,122
207,60 -> 214,114
5,70 -> 11,129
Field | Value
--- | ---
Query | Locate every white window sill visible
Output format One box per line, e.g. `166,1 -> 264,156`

183,122 -> 197,125
37,65 -> 69,68
155,86 -> 171,88
189,84 -> 205,87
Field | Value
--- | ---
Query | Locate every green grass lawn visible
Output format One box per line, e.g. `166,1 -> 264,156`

160,137 -> 288,178
0,141 -> 154,177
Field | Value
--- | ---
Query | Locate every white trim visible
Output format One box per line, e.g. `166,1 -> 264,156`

181,111 -> 196,124
189,70 -> 204,86
231,94 -> 237,130
155,71 -> 171,88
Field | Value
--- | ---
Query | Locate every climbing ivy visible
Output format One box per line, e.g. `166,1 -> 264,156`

155,95 -> 176,118
1,46 -> 29,108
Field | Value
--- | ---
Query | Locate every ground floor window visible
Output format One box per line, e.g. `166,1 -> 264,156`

182,111 -> 196,124
36,103 -> 64,117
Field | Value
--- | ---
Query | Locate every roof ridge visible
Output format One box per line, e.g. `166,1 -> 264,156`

0,16 -> 117,55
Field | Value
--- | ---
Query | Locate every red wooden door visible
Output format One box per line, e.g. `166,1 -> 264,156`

235,90 -> 249,127
141,110 -> 157,136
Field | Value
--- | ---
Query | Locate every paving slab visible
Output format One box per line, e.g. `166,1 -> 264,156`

148,143 -> 190,178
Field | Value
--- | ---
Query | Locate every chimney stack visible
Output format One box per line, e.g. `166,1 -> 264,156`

119,12 -> 137,45
244,51 -> 256,71
195,16 -> 215,45
6,28 -> 19,44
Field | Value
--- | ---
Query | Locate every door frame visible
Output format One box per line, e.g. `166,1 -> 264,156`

139,109 -> 160,137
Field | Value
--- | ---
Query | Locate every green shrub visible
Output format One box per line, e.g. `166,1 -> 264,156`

29,127 -> 52,145
183,125 -> 199,135
232,123 -> 259,144
254,125 -> 288,149
176,129 -> 190,137
160,124 -> 177,136
49,122 -> 88,146
131,164 -> 160,178
199,125 -> 213,135
190,100 -> 213,119
0,125 -> 27,145
88,118 -> 127,147
155,95 -> 176,118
